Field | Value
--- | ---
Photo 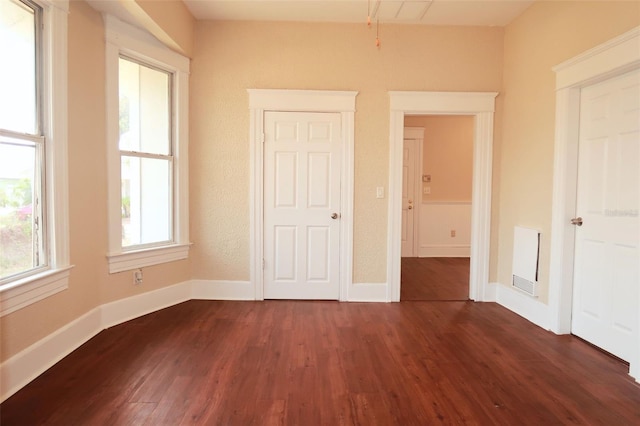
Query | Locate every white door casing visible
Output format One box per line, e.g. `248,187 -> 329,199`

401,128 -> 423,257
571,69 -> 639,362
549,26 -> 640,380
248,89 -> 357,302
388,92 -> 498,302
263,112 -> 342,299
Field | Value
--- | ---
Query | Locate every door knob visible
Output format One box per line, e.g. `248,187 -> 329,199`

408,206 -> 413,210
331,213 -> 340,219
570,217 -> 583,226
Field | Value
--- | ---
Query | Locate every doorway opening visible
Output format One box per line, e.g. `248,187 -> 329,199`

400,116 -> 473,301
387,91 -> 497,302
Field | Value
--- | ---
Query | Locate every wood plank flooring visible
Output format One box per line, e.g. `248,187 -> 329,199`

401,257 -> 470,301
2,300 -> 640,425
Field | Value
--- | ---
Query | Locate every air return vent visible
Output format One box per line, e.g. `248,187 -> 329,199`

511,226 -> 540,297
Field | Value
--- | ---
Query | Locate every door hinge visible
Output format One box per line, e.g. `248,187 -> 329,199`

261,133 -> 265,143
262,259 -> 265,269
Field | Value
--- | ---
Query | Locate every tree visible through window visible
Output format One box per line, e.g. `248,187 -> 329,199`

0,0 -> 45,281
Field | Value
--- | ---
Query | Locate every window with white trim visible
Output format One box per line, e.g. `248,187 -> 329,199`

0,0 -> 70,317
105,16 -> 189,273
0,0 -> 45,281
119,57 -> 173,248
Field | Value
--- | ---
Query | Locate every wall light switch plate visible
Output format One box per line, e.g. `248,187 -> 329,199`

376,187 -> 384,199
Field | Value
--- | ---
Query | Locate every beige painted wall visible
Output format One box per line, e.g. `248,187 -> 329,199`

189,21 -> 504,284
498,1 -> 640,303
10,0 -> 636,369
133,0 -> 196,56
0,0 -> 191,363
404,115 -> 473,203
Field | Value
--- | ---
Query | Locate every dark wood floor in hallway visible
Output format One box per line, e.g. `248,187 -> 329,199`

401,257 -> 470,301
2,300 -> 639,425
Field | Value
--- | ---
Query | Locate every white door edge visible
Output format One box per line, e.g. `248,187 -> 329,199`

403,127 -> 424,257
549,26 -> 640,380
388,92 -> 498,302
248,89 -> 357,302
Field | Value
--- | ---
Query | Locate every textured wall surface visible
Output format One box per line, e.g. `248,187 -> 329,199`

404,115 -> 474,203
134,0 -> 196,56
498,1 -> 640,302
189,21 -> 504,283
1,0 -> 191,363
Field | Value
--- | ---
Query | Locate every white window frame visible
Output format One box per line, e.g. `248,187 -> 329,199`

105,15 -> 190,273
0,0 -> 71,317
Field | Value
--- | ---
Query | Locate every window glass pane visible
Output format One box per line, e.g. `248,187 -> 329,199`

0,0 -> 37,135
0,141 -> 42,279
119,58 -> 171,155
121,156 -> 171,247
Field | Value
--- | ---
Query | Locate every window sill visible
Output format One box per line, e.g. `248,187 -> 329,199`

0,266 -> 73,317
107,243 -> 191,274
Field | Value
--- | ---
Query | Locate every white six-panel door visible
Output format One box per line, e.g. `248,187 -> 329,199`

401,138 -> 419,257
263,111 -> 342,299
572,69 -> 640,361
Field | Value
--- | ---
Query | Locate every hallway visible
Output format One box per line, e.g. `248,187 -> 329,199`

401,257 -> 470,301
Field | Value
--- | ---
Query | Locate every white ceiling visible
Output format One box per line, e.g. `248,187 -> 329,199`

183,0 -> 536,27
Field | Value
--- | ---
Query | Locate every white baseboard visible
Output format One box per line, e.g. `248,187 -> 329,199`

418,245 -> 470,258
347,283 -> 388,302
191,280 -> 254,300
482,282 -> 497,302
2,279 -> 190,403
0,306 -> 102,403
101,281 -> 191,329
495,282 -> 549,330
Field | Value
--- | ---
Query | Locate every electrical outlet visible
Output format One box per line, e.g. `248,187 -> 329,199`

133,269 -> 143,285
450,230 -> 456,238
423,187 -> 431,195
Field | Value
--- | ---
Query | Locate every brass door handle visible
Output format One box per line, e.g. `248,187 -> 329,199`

571,217 -> 583,226
408,206 -> 413,210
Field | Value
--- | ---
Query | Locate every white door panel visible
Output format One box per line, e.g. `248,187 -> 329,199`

572,69 -> 640,362
402,138 -> 419,257
264,112 -> 341,300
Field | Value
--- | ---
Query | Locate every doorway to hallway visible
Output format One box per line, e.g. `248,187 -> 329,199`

401,257 -> 470,301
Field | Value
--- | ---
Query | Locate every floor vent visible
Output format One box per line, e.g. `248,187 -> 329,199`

512,226 -> 540,298
512,274 -> 538,297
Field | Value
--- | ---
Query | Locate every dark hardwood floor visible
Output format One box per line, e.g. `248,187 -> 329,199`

2,300 -> 639,425
401,257 -> 470,301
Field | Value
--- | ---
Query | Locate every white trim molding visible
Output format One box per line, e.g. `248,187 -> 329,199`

107,244 -> 190,273
495,282 -> 550,331
104,15 -> 191,274
549,26 -> 640,381
0,267 -> 72,317
0,0 -> 72,316
1,306 -> 102,403
248,89 -> 358,302
1,278 -> 257,402
388,91 -> 498,302
347,283 -> 388,302
191,280 -> 254,300
101,281 -> 191,328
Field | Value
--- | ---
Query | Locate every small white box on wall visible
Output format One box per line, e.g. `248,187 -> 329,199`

512,226 -> 540,297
